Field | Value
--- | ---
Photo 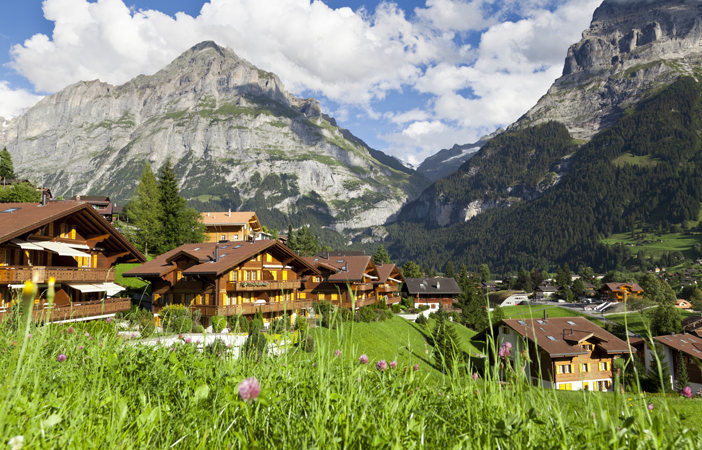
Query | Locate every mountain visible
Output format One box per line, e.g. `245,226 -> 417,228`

0,41 -> 428,233
511,0 -> 702,140
416,128 -> 503,183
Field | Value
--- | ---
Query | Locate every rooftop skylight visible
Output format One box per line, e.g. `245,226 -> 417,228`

547,336 -> 558,341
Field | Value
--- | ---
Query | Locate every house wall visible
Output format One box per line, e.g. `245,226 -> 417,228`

643,342 -> 702,393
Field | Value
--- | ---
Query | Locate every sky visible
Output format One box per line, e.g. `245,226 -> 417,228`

0,0 -> 605,165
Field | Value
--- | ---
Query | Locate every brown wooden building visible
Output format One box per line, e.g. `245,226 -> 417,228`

401,277 -> 461,310
0,201 -> 145,322
629,334 -> 702,393
374,263 -> 404,305
123,240 -> 320,326
201,211 -> 264,243
301,255 -> 382,308
475,317 -> 631,391
600,282 -> 644,302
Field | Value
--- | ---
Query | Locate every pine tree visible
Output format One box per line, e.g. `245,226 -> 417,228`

0,148 -> 16,180
431,308 -> 463,374
126,163 -> 163,256
445,261 -> 456,280
458,264 -> 469,291
675,351 -> 690,393
286,224 -> 296,251
648,342 -> 673,393
480,264 -> 490,283
296,227 -> 320,257
272,227 -> 279,239
373,245 -> 392,265
156,159 -> 205,253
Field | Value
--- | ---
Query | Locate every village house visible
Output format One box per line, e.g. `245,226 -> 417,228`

489,291 -> 528,308
534,284 -> 558,300
374,263 -> 404,305
475,317 -> 631,391
301,254 -> 383,308
682,314 -> 702,337
600,282 -> 644,302
676,299 -> 693,310
201,211 -> 271,243
0,199 -> 145,322
401,277 -> 462,310
629,334 -> 702,393
123,240 -> 320,327
69,196 -> 114,223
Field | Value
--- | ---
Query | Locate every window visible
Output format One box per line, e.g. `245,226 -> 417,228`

267,254 -> 273,263
557,364 -> 572,374
0,208 -> 20,213
282,270 -> 288,281
502,327 -> 510,335
196,295 -> 202,305
581,363 -> 589,373
547,336 -> 558,341
599,362 -> 609,371
559,383 -> 572,391
176,271 -> 183,281
331,293 -> 338,301
581,344 -> 593,351
234,235 -> 239,241
185,294 -> 193,305
583,382 -> 589,391
319,293 -> 325,301
272,271 -> 277,281
221,234 -> 226,241
567,321 -> 577,326
299,292 -> 306,299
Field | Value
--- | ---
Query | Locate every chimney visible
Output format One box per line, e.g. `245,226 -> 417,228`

228,208 -> 231,217
215,245 -> 219,262
207,212 -> 210,217
437,282 -> 440,289
40,189 -> 48,207
543,309 -> 547,320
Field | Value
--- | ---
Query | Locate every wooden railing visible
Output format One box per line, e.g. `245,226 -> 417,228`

377,284 -> 399,293
0,298 -> 131,323
218,300 -> 313,316
226,281 -> 301,291
0,266 -> 116,284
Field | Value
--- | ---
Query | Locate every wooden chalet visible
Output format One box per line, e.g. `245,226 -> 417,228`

682,314 -> 702,337
629,334 -> 702,393
201,211 -> 266,243
0,200 -> 145,322
374,263 -> 404,305
401,277 -> 461,310
301,255 -> 381,308
69,195 -> 113,222
123,240 -> 320,326
600,282 -> 644,302
475,317 -> 631,391
676,299 -> 693,310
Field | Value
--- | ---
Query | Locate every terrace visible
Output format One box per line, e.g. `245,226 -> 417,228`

0,297 -> 131,323
0,266 -> 116,284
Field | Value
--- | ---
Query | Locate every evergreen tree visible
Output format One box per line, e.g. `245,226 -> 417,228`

401,261 -> 423,278
651,303 -> 683,335
675,351 -> 690,393
458,264 -> 469,291
0,148 -> 16,180
286,224 -> 296,251
572,278 -> 586,296
126,163 -> 163,256
431,307 -> 463,374
444,261 -> 456,280
156,159 -> 205,253
272,227 -> 279,240
480,264 -> 490,283
516,267 -> 532,292
555,266 -> 568,287
296,227 -> 320,257
648,342 -> 673,393
373,245 -> 392,265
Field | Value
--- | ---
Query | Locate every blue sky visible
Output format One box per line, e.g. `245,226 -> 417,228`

0,0 -> 603,164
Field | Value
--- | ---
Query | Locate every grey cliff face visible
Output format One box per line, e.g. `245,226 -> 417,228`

511,0 -> 702,139
0,41 -> 428,231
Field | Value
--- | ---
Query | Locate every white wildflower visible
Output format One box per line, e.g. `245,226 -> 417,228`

9,435 -> 24,450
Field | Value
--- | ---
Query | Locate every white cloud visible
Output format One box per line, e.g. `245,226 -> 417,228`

3,0 -> 604,164
0,82 -> 44,119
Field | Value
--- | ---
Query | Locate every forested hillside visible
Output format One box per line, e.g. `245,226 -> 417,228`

387,77 -> 702,273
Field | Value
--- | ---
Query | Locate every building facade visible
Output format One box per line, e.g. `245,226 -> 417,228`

201,211 -> 265,243
301,255 -> 382,308
600,283 -> 644,302
630,334 -> 702,393
401,277 -> 462,310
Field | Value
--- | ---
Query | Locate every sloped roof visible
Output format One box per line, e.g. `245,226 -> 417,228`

602,282 -> 643,292
70,196 -> 110,202
682,314 -> 702,330
201,211 -> 260,228
303,255 -> 377,282
375,264 -> 403,284
0,201 -> 144,263
474,317 -> 631,357
124,240 -> 319,278
404,277 -> 462,295
653,334 -> 702,359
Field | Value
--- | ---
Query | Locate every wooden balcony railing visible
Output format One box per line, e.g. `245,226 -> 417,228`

0,266 -> 116,284
218,300 -> 313,316
0,298 -> 131,323
376,284 -> 399,293
226,281 -> 302,291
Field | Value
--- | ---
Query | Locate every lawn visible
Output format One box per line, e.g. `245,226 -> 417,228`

310,316 -> 479,382
606,308 -> 698,336
601,229 -> 701,259
501,305 -> 606,327
114,263 -> 150,291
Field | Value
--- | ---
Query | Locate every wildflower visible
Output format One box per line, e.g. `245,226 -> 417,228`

472,372 -> 479,381
504,342 -> 512,349
390,360 -> 397,369
57,354 -> 67,362
239,377 -> 261,402
178,334 -> 183,340
78,346 -> 84,350
439,392 -> 443,396
27,334 -> 32,339
376,360 -> 387,371
106,317 -> 112,324
8,435 -> 23,450
335,349 -> 341,357
413,363 -> 419,372
67,327 -> 75,334
185,337 -> 192,344
498,343 -> 511,359
682,386 -> 693,398
648,403 -> 654,411
84,332 -> 90,337
131,333 -> 135,339
359,354 -> 369,364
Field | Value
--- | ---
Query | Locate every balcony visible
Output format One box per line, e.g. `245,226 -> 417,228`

226,281 -> 302,291
0,266 -> 116,284
218,300 -> 314,316
0,298 -> 131,323
376,284 -> 399,293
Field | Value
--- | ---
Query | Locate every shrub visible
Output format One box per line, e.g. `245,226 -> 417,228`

377,298 -> 387,310
117,304 -> 153,325
400,296 -> 414,308
303,334 -> 315,353
206,338 -> 229,356
339,307 -> 354,322
139,319 -> 155,338
392,304 -> 401,313
244,332 -> 268,360
191,308 -> 203,327
415,314 -> 428,325
428,312 -> 437,320
374,310 -> 387,322
250,318 -> 263,334
211,315 -> 227,333
170,316 -> 193,334
228,315 -> 249,334
272,316 -> 293,334
418,305 -> 430,312
294,315 -> 308,333
161,304 -> 190,332
386,309 -> 394,320
360,306 -> 375,323
193,324 -> 205,333
314,301 -> 337,328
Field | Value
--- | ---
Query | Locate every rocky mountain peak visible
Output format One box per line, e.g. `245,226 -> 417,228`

511,0 -> 702,139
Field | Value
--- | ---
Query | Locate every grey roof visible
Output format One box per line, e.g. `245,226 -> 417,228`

404,277 -> 462,295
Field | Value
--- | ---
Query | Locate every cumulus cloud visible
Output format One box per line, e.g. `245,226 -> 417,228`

3,0 -> 603,163
0,82 -> 44,119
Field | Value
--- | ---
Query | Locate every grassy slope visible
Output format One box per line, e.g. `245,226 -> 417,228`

114,263 -> 149,290
602,230 -> 701,259
501,305 -> 605,327
606,308 -> 698,336
311,316 -> 478,382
